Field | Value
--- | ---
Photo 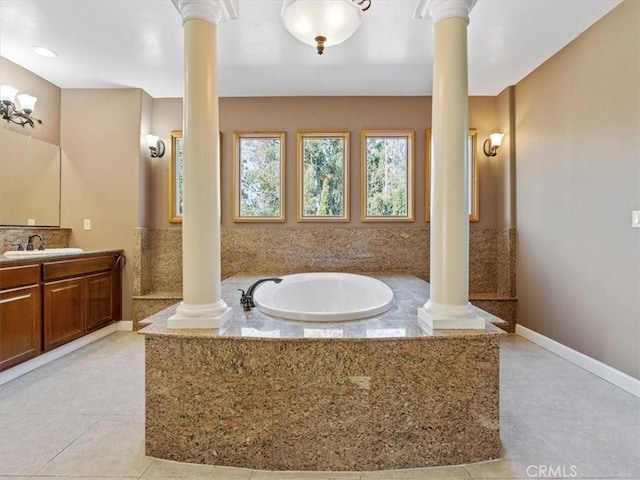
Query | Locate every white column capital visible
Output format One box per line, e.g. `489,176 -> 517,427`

414,0 -> 478,24
172,0 -> 238,25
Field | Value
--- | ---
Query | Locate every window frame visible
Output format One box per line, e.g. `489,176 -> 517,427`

361,129 -> 415,222
296,131 -> 350,222
232,131 -> 286,223
169,131 -> 183,223
425,129 -> 479,222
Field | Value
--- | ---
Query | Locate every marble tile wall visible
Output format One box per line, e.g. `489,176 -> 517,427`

131,226 -> 517,326
133,226 -> 514,293
144,333 -> 501,470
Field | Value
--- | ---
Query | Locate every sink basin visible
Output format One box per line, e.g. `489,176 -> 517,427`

3,248 -> 84,259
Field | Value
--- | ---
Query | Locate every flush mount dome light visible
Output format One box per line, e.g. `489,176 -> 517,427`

281,0 -> 370,55
32,46 -> 58,58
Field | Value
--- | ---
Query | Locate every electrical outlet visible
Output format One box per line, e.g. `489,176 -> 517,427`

27,219 -> 35,226
633,211 -> 640,229
84,219 -> 91,230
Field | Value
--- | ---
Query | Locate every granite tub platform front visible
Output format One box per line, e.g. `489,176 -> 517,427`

141,274 -> 505,471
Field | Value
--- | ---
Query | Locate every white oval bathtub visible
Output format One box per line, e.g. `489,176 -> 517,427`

252,272 -> 394,322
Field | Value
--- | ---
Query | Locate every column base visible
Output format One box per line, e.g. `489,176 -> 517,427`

167,299 -> 233,329
418,299 -> 486,330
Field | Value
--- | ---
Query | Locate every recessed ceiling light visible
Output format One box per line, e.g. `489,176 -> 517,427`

32,46 -> 58,58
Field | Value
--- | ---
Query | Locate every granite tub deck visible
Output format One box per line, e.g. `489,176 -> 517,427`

141,274 -> 506,471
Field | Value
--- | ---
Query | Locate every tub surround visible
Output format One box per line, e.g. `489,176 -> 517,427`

132,226 -> 518,331
141,274 -> 504,471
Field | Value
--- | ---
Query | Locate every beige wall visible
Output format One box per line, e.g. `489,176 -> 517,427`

515,0 -> 640,378
0,57 -> 61,145
495,86 -> 516,230
60,89 -> 144,321
150,96 -> 502,229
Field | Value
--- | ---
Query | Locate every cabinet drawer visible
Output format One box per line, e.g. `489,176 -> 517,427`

0,265 -> 40,290
43,255 -> 115,281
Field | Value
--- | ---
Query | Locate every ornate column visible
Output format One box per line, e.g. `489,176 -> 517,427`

168,0 -> 238,328
417,0 -> 485,329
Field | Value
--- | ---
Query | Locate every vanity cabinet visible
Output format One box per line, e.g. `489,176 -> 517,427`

42,254 -> 122,351
43,277 -> 85,350
0,265 -> 42,370
0,250 -> 124,371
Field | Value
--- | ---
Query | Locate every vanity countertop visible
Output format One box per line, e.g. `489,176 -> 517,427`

0,249 -> 124,266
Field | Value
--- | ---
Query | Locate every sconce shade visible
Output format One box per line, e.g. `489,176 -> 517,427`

0,85 -> 17,104
489,132 -> 504,148
145,134 -> 159,148
16,94 -> 37,113
281,0 -> 364,55
483,132 -> 504,157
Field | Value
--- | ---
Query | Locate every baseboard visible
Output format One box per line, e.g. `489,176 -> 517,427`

0,324 -> 117,385
117,320 -> 133,331
515,325 -> 640,398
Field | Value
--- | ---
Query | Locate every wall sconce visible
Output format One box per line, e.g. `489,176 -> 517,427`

145,134 -> 165,158
483,132 -> 504,157
0,85 -> 42,128
281,0 -> 371,55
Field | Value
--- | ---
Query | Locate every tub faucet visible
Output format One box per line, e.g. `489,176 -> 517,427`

238,277 -> 282,311
26,234 -> 45,251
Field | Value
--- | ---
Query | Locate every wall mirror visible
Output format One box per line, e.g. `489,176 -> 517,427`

426,129 -> 478,221
232,131 -> 285,222
0,128 -> 61,226
361,130 -> 414,222
169,131 -> 184,223
297,131 -> 349,222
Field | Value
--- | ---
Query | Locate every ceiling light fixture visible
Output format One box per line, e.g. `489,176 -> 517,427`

0,85 -> 42,128
483,132 -> 504,157
281,0 -> 371,55
32,46 -> 58,58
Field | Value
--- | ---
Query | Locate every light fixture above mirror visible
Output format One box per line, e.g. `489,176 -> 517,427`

281,0 -> 371,55
0,85 -> 42,128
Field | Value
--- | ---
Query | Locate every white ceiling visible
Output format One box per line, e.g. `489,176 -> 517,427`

0,0 -> 623,99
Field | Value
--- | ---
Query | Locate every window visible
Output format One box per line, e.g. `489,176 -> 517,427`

169,131 -> 183,223
425,129 -> 478,221
232,132 -> 285,222
361,130 -> 414,221
297,131 -> 349,222
169,131 -> 223,223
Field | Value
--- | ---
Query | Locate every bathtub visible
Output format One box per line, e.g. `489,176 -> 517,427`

252,272 -> 394,321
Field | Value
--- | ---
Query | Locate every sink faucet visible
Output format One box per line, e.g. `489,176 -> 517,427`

26,234 -> 45,251
238,277 -> 282,311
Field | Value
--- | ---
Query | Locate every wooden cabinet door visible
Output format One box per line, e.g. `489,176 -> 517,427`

0,285 -> 41,371
84,272 -> 113,332
43,278 -> 85,351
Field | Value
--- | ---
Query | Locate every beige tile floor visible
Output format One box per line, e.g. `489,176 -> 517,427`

0,332 -> 638,480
